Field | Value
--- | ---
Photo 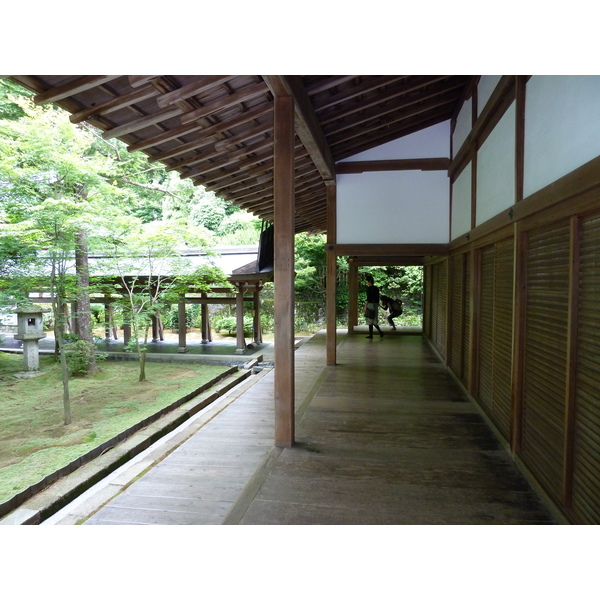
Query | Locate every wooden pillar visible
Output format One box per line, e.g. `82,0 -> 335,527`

235,283 -> 246,354
326,185 -> 337,366
348,260 -> 359,332
201,293 -> 210,344
157,315 -> 164,341
104,304 -> 111,340
274,94 -> 295,447
177,301 -> 187,353
151,315 -> 159,342
109,305 -> 118,339
253,286 -> 263,344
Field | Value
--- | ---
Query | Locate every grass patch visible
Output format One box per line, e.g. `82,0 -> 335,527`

0,352 -> 232,504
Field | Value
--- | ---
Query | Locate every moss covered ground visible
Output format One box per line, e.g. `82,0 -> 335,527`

0,353 -> 231,503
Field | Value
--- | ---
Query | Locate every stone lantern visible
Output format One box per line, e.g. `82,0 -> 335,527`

14,306 -> 47,373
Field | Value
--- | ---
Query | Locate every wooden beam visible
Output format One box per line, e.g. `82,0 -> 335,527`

181,82 -> 269,124
331,244 -> 449,257
273,94 -> 295,448
33,76 -> 120,105
70,84 -> 160,124
129,76 -> 159,88
263,75 -> 336,184
336,158 -> 450,174
156,76 -> 231,107
350,256 -> 425,266
129,104 -> 272,153
102,106 -> 183,140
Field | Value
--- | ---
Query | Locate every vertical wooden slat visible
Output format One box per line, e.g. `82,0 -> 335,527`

478,244 -> 495,414
469,249 -> 482,396
273,95 -> 295,447
563,216 -> 580,506
512,224 -> 528,451
326,186 -> 337,365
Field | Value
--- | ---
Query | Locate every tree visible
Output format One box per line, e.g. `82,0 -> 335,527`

99,217 -> 230,382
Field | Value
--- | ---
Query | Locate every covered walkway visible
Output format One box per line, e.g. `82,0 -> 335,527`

44,330 -> 556,525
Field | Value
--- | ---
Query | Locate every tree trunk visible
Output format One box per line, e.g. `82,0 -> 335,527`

75,229 -> 96,373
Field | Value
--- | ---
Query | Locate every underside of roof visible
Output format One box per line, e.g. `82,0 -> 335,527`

9,75 -> 473,234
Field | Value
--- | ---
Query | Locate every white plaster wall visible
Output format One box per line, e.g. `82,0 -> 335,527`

452,97 -> 472,156
524,75 -> 600,198
337,171 -> 450,244
476,101 -> 516,226
477,75 -> 502,115
451,163 -> 472,240
343,121 -> 450,161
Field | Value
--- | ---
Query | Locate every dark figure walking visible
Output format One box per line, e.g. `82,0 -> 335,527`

364,275 -> 384,338
380,295 -> 403,330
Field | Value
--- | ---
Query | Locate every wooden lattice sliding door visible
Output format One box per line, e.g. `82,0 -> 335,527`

475,237 -> 514,441
448,252 -> 471,387
519,219 -> 570,506
423,259 -> 448,359
571,211 -> 600,523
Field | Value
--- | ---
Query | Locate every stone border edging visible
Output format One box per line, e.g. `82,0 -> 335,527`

0,366 -> 254,525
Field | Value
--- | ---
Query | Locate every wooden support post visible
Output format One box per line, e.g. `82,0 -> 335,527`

235,283 -> 247,354
348,260 -> 359,332
151,315 -> 159,342
201,293 -> 210,344
177,301 -> 187,353
109,305 -> 118,339
253,287 -> 262,344
274,95 -> 295,447
104,304 -> 111,340
326,185 -> 337,365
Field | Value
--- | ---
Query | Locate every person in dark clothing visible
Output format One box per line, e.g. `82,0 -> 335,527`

380,295 -> 403,330
364,275 -> 384,339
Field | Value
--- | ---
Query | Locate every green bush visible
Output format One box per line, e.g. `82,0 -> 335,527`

212,315 -> 254,336
64,338 -> 108,375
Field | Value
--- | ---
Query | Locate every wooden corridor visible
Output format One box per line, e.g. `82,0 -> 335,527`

55,331 -> 556,525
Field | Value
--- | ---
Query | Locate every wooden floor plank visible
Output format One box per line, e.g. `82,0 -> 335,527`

81,331 -> 555,526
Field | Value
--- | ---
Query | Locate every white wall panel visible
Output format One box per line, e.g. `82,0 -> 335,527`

477,75 -> 502,115
476,102 -> 516,226
343,121 -> 450,161
451,163 -> 472,240
524,75 -> 600,197
453,98 -> 472,156
337,171 -> 450,244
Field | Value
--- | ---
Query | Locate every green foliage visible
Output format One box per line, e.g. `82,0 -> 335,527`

64,339 -> 106,376
212,314 -> 254,336
0,78 -> 33,121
